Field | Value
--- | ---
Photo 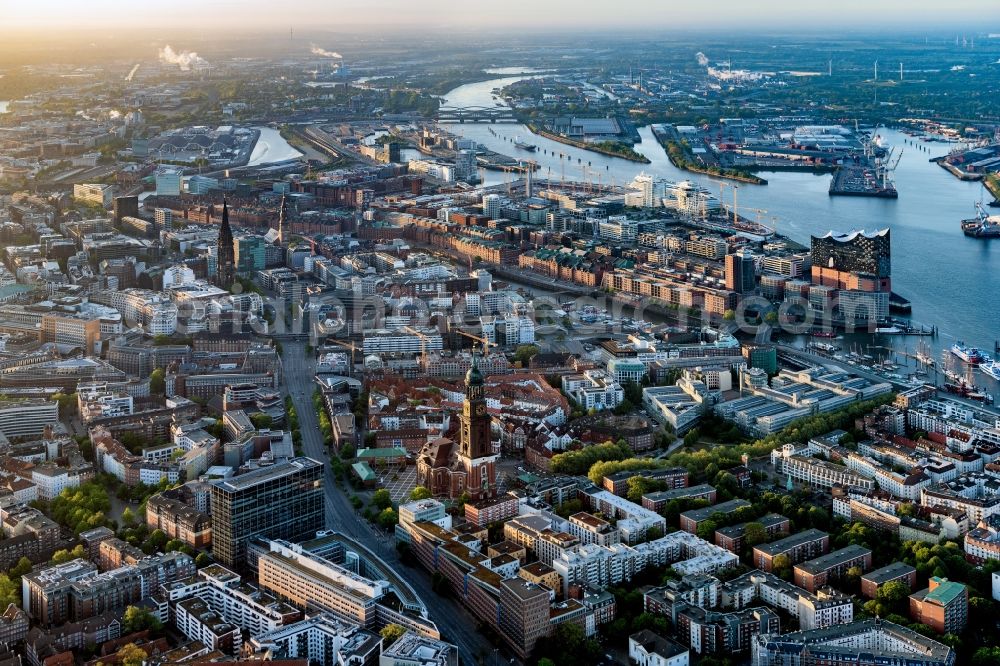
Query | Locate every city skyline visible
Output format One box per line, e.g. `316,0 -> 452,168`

4,0 -> 1000,30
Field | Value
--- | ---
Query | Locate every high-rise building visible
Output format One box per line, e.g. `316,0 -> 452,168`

742,344 -> 778,375
455,150 -> 477,182
725,249 -> 756,294
810,229 -> 891,291
235,236 -> 266,277
113,196 -> 139,223
156,168 -> 183,196
155,208 -> 174,231
216,202 -> 235,290
483,194 -> 504,220
909,577 -> 968,634
209,458 -> 324,569
74,183 -> 114,208
497,579 -> 552,659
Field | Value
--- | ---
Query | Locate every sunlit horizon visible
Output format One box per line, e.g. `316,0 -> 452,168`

4,0 -> 1000,31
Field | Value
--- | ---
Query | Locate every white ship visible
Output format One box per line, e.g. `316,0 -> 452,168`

980,360 -> 1000,382
626,173 -> 721,215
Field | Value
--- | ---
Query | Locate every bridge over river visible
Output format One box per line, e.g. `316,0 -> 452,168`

436,106 -> 519,122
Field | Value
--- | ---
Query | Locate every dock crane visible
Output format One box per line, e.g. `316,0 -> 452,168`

879,147 -> 903,189
888,147 -> 903,175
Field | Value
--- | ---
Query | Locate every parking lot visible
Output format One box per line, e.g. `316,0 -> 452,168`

380,465 -> 418,503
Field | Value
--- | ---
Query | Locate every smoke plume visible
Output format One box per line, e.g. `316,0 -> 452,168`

310,44 -> 342,59
695,52 -> 709,67
159,45 -> 208,71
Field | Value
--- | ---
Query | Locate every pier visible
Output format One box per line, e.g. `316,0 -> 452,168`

829,165 -> 898,198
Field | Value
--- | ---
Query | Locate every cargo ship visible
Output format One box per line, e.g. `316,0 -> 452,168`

514,136 -> 537,152
961,202 -> 1000,238
951,341 -> 988,365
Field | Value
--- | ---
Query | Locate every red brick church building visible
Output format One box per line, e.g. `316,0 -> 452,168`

416,358 -> 498,501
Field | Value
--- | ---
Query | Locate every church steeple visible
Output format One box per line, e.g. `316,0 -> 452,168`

465,346 -> 484,394
276,195 -> 287,245
216,199 -> 235,290
460,347 -> 491,461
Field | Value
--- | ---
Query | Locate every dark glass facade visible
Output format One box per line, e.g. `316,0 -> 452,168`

210,458 -> 324,569
810,229 -> 891,278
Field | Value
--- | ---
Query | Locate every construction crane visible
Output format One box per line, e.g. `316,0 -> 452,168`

457,330 -> 497,356
712,181 -> 739,222
495,161 -> 537,197
716,181 -> 729,205
404,326 -> 434,366
742,207 -> 768,227
319,338 -> 359,378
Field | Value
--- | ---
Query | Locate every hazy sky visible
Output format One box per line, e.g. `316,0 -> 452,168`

5,0 -> 1000,30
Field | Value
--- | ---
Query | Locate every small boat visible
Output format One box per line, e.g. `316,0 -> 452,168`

980,360 -> 1000,381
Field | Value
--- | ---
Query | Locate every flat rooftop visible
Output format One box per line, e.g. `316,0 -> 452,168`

794,545 -> 870,575
716,513 -> 787,538
681,498 -> 751,523
643,484 -> 716,503
753,529 -> 828,557
862,562 -> 916,585
211,457 -> 321,491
